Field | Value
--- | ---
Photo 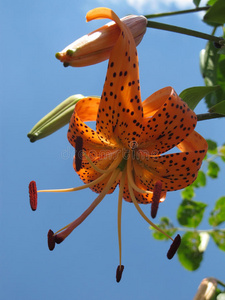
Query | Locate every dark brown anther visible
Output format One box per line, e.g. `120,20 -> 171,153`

47,229 -> 55,251
151,181 -> 162,219
167,234 -> 181,260
29,181 -> 37,211
63,62 -> 70,67
116,265 -> 124,283
75,136 -> 83,171
54,235 -> 64,244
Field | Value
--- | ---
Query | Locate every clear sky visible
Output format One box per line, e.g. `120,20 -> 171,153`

1,0 -> 225,299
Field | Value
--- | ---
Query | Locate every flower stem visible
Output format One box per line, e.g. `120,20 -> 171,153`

197,112 -> 225,121
144,6 -> 209,19
147,20 -> 223,44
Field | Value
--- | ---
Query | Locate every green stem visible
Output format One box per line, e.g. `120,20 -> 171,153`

216,279 -> 225,288
175,227 -> 225,233
147,20 -> 223,43
197,112 -> 225,121
144,6 -> 209,19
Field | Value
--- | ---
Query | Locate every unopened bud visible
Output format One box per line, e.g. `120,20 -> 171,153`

27,94 -> 84,142
193,278 -> 217,300
56,15 -> 147,67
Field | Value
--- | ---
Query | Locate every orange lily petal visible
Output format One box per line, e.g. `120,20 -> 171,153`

135,131 -> 207,191
138,87 -> 197,154
87,8 -> 143,148
67,96 -> 113,149
142,86 -> 175,117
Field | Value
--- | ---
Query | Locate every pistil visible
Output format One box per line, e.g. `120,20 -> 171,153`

117,171 -> 126,269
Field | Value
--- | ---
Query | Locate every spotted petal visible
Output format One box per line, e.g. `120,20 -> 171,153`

67,96 -> 121,192
68,96 -> 111,149
135,131 -> 207,191
87,8 -> 143,149
138,87 -> 197,155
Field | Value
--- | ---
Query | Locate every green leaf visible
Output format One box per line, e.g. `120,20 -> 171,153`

200,42 -> 225,109
219,144 -> 225,162
206,139 -> 218,154
192,170 -> 207,188
209,100 -> 225,115
193,0 -> 201,7
179,86 -> 220,110
207,0 -> 218,5
204,0 -> 225,25
177,232 -> 203,271
177,199 -> 207,228
210,230 -> 225,251
207,161 -> 220,178
209,196 -> 225,226
181,186 -> 195,200
151,217 -> 177,240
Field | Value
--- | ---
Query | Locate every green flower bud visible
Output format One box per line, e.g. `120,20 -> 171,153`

27,94 -> 84,142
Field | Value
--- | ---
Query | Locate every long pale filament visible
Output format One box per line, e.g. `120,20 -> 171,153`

37,166 -> 116,193
83,150 -> 123,174
127,156 -> 153,195
127,168 -> 173,241
54,168 -> 121,240
117,170 -> 126,267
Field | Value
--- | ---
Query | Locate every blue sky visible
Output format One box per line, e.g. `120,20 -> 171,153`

1,0 -> 225,299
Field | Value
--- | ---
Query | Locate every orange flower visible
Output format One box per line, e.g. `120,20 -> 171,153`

29,8 -> 208,282
55,12 -> 147,67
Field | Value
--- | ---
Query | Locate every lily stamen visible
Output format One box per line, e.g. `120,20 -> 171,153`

83,150 -> 123,174
151,181 -> 162,219
36,167 -> 116,194
116,265 -> 124,283
47,229 -> 55,251
51,168 -> 121,244
127,180 -> 173,242
29,181 -> 37,211
75,136 -> 83,171
126,156 -> 154,195
117,171 -> 126,269
167,234 -> 181,259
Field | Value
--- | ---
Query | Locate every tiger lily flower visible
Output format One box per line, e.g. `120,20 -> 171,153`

29,7 -> 208,282
55,13 -> 147,67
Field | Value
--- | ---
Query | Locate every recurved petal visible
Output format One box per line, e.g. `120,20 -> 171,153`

87,8 -> 143,148
67,96 -> 114,149
135,131 -> 207,191
138,87 -> 197,154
